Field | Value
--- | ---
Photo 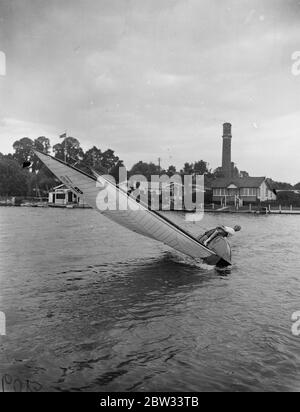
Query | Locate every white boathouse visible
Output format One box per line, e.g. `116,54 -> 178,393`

48,184 -> 89,208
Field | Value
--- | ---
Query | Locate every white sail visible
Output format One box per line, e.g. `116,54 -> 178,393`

34,151 -> 216,260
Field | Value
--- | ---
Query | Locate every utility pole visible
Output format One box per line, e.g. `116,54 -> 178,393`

59,131 -> 68,163
158,157 -> 161,175
64,133 -> 67,163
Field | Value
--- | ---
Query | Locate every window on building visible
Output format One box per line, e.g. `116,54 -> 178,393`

240,188 -> 257,197
56,193 -> 66,200
241,188 -> 249,196
214,189 -> 226,196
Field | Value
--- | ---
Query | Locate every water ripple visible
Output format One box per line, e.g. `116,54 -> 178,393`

0,209 -> 299,391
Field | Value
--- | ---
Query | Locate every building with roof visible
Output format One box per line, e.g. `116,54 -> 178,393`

48,184 -> 89,208
211,177 -> 277,205
212,123 -> 277,205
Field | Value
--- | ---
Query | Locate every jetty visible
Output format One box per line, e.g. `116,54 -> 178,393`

204,204 -> 300,215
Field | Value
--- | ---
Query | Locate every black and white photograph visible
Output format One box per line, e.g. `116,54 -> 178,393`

0,0 -> 299,396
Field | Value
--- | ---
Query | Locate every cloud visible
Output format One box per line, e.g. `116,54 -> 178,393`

145,71 -> 192,88
0,117 -> 56,154
235,111 -> 300,183
0,0 -> 300,182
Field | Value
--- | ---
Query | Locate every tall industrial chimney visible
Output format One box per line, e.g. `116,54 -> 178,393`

222,123 -> 232,178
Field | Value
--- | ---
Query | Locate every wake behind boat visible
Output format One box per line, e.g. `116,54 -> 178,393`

34,150 -> 233,267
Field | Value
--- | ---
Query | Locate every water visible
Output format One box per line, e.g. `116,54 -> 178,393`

0,208 -> 299,392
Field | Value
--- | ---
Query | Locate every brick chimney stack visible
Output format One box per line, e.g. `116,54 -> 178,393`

222,123 -> 232,178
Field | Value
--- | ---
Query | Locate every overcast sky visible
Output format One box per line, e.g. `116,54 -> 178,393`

0,0 -> 300,182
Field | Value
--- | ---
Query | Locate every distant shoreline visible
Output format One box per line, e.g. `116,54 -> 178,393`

204,209 -> 300,215
1,202 -> 300,215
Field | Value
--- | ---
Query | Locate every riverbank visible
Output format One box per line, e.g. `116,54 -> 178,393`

0,201 -> 91,209
1,202 -> 300,214
204,206 -> 300,215
2,197 -> 300,215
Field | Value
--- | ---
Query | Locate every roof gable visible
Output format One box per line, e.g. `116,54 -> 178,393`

211,177 -> 266,189
53,184 -> 66,190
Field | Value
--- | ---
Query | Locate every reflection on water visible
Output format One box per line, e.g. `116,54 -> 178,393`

0,208 -> 299,392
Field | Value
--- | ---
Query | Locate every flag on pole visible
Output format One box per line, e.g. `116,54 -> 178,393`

59,132 -> 67,139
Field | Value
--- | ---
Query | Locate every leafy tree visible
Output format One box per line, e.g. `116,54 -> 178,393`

240,170 -> 249,178
277,191 -> 300,206
101,149 -> 120,171
34,136 -> 51,154
194,160 -> 210,175
81,146 -> 122,175
0,156 -> 29,196
31,136 -> 52,173
52,142 -> 64,161
11,136 -> 55,192
180,161 -> 210,176
213,167 -> 225,178
182,162 -> 194,175
267,179 -> 293,190
166,165 -> 177,177
1,136 -> 127,196
1,152 -> 14,161
53,137 -> 84,164
110,160 -> 126,183
204,188 -> 213,204
12,137 -> 34,164
294,182 -> 300,190
82,146 -> 103,170
129,161 -> 160,181
28,169 -> 58,197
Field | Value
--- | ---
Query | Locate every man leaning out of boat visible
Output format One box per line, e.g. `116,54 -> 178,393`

199,225 -> 241,247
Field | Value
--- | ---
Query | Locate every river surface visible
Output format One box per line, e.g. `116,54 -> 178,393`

0,208 -> 299,392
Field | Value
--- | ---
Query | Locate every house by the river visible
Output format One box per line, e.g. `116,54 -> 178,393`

48,184 -> 90,208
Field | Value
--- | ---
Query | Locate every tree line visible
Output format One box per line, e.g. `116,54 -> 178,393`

0,136 -> 214,198
0,136 -> 299,198
0,136 -> 124,197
